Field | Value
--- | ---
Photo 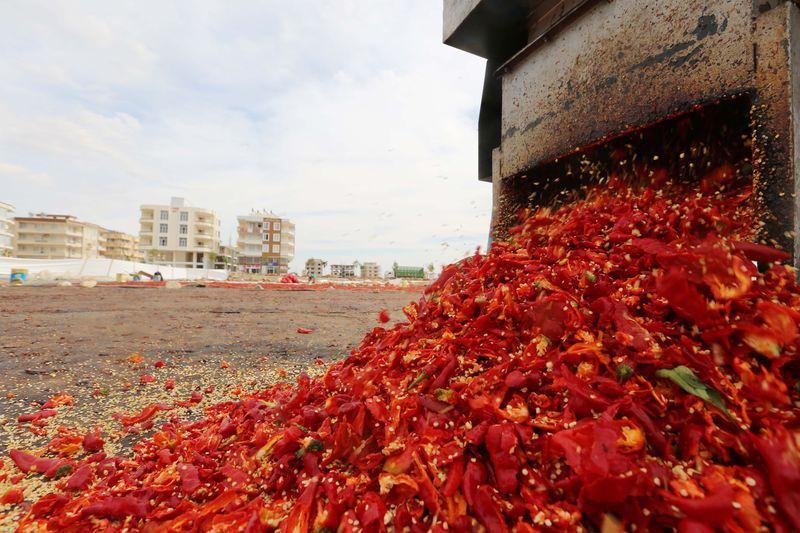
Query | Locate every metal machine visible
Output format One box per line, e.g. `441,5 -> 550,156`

443,0 -> 800,261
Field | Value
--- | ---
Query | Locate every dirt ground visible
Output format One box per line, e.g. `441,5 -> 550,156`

0,285 -> 417,446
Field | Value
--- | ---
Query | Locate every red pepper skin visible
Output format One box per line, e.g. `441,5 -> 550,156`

18,409 -> 57,423
31,493 -> 68,517
81,495 -> 148,519
463,461 -> 487,507
473,486 -> 508,533
82,428 -> 104,452
0,488 -> 23,505
443,459 -> 465,497
66,464 -> 92,490
485,424 -> 519,493
356,491 -> 387,532
752,425 -> 800,529
660,479 -> 734,522
427,355 -> 458,391
678,519 -> 716,533
9,450 -> 66,477
732,241 -> 790,263
179,463 -> 201,494
280,479 -> 317,532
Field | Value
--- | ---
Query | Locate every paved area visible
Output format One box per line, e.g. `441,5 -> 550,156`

0,285 -> 416,443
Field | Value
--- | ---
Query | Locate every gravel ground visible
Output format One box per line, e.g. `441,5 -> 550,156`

0,285 -> 418,527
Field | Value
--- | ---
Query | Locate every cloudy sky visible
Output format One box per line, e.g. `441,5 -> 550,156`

0,1 -> 489,273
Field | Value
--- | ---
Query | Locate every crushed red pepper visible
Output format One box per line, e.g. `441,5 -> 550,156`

4,167 -> 800,532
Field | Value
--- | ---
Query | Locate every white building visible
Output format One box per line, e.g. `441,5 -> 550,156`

305,258 -> 327,277
360,262 -> 381,279
0,201 -> 14,256
14,214 -> 101,259
330,263 -> 357,278
236,211 -> 295,274
100,229 -> 142,261
139,197 -> 220,269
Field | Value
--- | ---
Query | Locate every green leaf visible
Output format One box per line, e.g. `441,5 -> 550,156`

295,438 -> 324,458
435,388 -> 455,402
306,439 -> 324,452
407,370 -> 429,391
584,271 -> 597,283
54,464 -> 73,478
656,365 -> 730,416
616,364 -> 633,382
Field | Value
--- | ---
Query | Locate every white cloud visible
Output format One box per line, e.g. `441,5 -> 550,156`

0,0 -> 490,272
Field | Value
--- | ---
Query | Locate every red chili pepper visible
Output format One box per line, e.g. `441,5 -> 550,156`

66,464 -> 92,490
0,487 -> 24,505
81,495 -> 148,519
82,428 -> 104,452
10,161 -> 800,531
9,449 -> 67,477
473,486 -> 508,533
115,403 -> 170,426
485,424 -> 519,493
280,479 -> 317,532
18,409 -> 57,423
297,327 -> 313,334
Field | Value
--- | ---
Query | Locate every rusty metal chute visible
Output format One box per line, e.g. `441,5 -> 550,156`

444,0 -> 800,261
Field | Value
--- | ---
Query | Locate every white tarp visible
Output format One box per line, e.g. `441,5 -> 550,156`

0,257 -> 229,281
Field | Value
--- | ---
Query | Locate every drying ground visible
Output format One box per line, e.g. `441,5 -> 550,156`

0,285 -> 417,525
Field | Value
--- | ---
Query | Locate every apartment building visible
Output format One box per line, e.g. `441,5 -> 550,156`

236,211 -> 295,274
305,258 -> 327,277
139,197 -> 220,269
100,229 -> 142,261
14,214 -> 101,259
330,263 -> 357,278
214,245 -> 237,270
360,262 -> 381,279
0,201 -> 14,256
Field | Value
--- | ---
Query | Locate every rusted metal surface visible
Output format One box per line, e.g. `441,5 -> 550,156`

499,0 -> 754,178
443,0 -> 800,261
751,2 -> 799,257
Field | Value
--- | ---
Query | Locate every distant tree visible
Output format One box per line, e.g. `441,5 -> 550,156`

427,263 -> 435,273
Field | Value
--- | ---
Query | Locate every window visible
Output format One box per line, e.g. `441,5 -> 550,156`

273,222 -> 281,231
262,244 -> 270,252
180,211 -> 188,221
160,210 -> 169,220
273,233 -> 280,242
179,237 -> 187,247
159,237 -> 168,246
272,244 -> 280,253
159,223 -> 168,233
180,224 -> 188,234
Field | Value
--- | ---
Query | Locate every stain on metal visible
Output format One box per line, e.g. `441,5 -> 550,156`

443,0 -> 800,263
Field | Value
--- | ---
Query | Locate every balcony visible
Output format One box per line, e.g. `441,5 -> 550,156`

195,232 -> 214,241
195,217 -> 215,228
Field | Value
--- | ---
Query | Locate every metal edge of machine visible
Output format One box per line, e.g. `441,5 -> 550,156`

444,0 -> 800,261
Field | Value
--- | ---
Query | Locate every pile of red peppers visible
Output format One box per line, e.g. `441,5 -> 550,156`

5,167 -> 800,532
